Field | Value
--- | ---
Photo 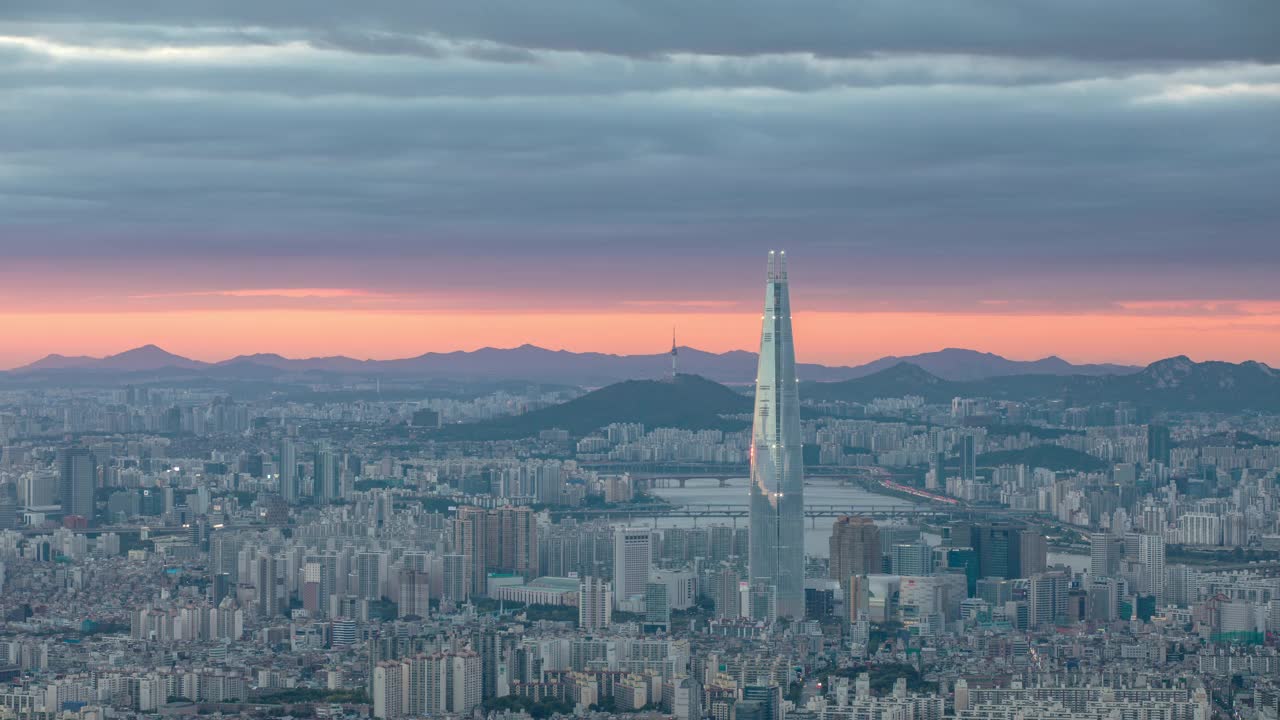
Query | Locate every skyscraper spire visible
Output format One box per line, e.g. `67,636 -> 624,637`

748,250 -> 805,619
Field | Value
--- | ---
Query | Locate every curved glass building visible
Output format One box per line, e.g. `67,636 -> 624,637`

748,250 -> 805,619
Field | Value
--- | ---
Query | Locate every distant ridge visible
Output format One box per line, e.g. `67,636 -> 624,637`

10,343 -> 1140,382
10,344 -> 1280,412
436,373 -> 752,440
846,347 -> 1135,381
805,356 -> 1280,411
18,344 -> 209,372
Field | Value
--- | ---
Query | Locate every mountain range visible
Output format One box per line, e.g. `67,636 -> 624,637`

438,355 -> 1280,441
805,355 -> 1280,411
8,344 -> 1138,383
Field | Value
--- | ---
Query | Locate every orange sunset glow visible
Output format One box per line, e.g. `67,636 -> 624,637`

3,306 -> 1279,369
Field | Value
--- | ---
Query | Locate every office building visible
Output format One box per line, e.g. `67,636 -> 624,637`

959,435 -> 977,482
1028,570 -> 1070,628
1019,529 -> 1048,576
742,685 -> 783,720
613,526 -> 653,608
1090,533 -> 1122,578
644,581 -> 671,630
891,539 -> 934,576
279,439 -> 298,504
57,449 -> 95,524
830,516 -> 882,594
970,522 -> 1042,579
1147,423 -> 1171,465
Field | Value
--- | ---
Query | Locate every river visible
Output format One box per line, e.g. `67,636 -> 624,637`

648,476 -> 1090,570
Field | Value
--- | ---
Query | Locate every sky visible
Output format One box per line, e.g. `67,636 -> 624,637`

1,1 -> 1279,369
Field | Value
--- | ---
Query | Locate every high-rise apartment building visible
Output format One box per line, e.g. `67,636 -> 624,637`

578,576 -> 613,630
399,568 -> 430,619
454,507 -> 489,598
1137,533 -> 1166,605
356,551 -> 386,600
748,251 -> 805,619
713,567 -> 741,618
373,661 -> 405,719
494,505 -> 538,579
441,554 -> 467,604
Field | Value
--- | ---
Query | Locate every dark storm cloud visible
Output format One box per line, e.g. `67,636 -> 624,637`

2,0 -> 1278,62
0,1 -> 1277,309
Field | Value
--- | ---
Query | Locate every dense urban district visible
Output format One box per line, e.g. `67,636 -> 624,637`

2,257 -> 1280,720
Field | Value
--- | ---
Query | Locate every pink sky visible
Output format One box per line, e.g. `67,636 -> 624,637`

3,303 -> 1279,369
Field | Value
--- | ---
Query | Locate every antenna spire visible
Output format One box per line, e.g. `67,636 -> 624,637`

671,326 -> 679,379
767,249 -> 788,281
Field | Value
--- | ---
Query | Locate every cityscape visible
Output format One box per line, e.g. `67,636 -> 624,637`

3,3 -> 1279,720
2,253 -> 1280,720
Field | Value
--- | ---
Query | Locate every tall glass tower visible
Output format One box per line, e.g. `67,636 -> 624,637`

748,250 -> 805,618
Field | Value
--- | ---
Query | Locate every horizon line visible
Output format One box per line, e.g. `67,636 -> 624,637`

0,341 -> 1227,373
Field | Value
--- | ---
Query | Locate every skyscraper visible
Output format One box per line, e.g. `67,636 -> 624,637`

1147,423 -> 1171,465
613,526 -> 653,607
959,435 -> 977,482
1089,533 -> 1121,578
58,448 -> 95,524
313,445 -> 338,502
1019,528 -> 1048,576
454,507 -> 489,598
748,251 -> 805,619
970,522 -> 1040,579
1137,533 -> 1166,605
1028,569 -> 1070,628
399,569 -> 430,619
357,551 -> 386,600
829,516 -> 881,597
279,439 -> 298,504
494,505 -> 538,579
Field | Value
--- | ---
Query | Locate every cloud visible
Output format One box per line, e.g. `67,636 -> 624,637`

128,287 -> 398,300
0,0 -> 1276,324
1136,81 -> 1280,104
2,0 -> 1277,63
